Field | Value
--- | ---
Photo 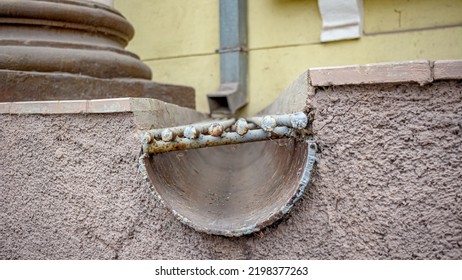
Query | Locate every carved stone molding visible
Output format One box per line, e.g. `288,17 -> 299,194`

0,0 -> 195,108
0,0 -> 151,79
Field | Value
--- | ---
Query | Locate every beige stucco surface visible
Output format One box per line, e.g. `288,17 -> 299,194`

1,79 -> 461,259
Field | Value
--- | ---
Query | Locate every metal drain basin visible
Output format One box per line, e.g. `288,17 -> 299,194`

139,113 -> 316,236
143,139 -> 315,236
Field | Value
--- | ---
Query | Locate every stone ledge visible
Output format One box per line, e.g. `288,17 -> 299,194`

0,97 -> 209,132
0,98 -> 194,115
309,59 -> 462,87
3,60 -> 461,117
434,60 -> 462,80
310,60 -> 433,86
0,70 -> 195,109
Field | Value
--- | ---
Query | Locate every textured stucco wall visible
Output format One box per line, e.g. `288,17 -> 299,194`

310,80 -> 462,259
1,81 -> 461,259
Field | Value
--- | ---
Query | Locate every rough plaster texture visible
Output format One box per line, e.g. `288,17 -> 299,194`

309,80 -> 462,259
1,80 -> 461,259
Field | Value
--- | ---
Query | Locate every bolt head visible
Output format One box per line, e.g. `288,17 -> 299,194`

208,123 -> 224,137
290,112 -> 308,129
184,126 -> 199,139
142,132 -> 152,144
236,118 -> 249,135
161,129 -> 175,142
261,116 -> 276,132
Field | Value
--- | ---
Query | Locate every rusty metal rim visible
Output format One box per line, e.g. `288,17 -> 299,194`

145,127 -> 295,154
142,112 -> 309,155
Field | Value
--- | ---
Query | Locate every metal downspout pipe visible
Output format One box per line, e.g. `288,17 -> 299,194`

207,0 -> 248,115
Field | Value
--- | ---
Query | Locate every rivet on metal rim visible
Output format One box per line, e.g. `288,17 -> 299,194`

142,112 -> 309,155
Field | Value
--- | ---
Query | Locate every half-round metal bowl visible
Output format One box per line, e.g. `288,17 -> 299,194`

143,139 -> 312,237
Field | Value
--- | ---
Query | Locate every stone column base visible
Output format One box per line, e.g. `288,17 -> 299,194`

0,70 -> 195,109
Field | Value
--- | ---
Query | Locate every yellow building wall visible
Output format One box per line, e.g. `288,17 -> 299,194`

115,0 -> 462,116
